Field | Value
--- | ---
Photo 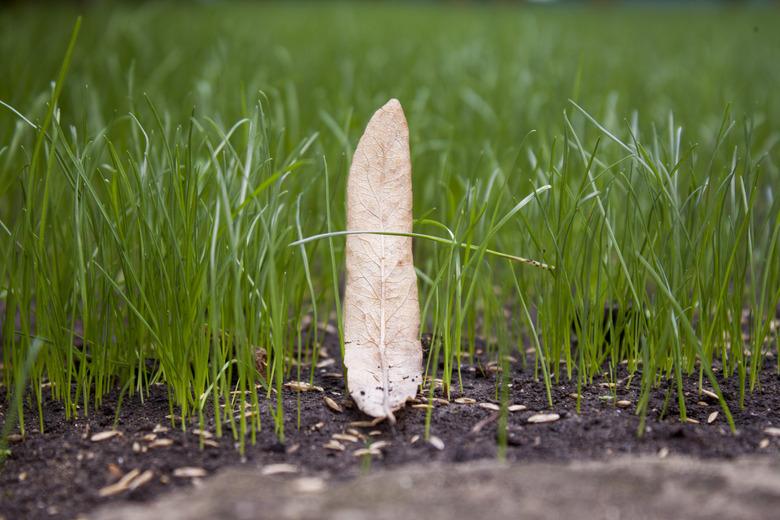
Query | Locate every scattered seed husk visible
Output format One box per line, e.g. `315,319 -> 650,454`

478,403 -> 500,411
7,434 -> 23,443
410,434 -> 420,444
527,413 -> 560,424
568,393 -> 581,399
759,438 -> 770,449
152,424 -> 169,434
697,401 -> 709,407
658,447 -> 670,459
346,428 -> 362,437
369,430 -> 382,436
508,404 -> 527,412
284,381 -> 324,393
764,427 -> 780,437
192,429 -> 213,439
324,396 -> 343,413
311,421 -> 325,431
148,438 -> 174,449
98,469 -> 142,497
91,430 -> 122,442
686,418 -> 700,425
428,436 -> 445,450
471,412 -> 498,434
616,400 -> 632,408
701,389 -> 719,400
599,383 -> 616,389
173,467 -> 208,478
294,477 -> 325,493
261,464 -> 298,476
107,463 -> 123,479
353,448 -> 381,457
332,433 -> 359,443
370,440 -> 390,450
323,440 -> 345,451
142,433 -> 157,442
286,443 -> 300,454
412,404 -> 433,410
707,411 -> 719,424
431,398 -> 450,406
349,417 -> 385,428
18,472 -> 27,482
454,397 -> 476,405
132,442 -> 141,453
203,439 -> 219,448
316,358 -> 336,368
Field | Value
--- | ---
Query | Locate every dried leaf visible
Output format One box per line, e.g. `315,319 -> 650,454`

344,99 -> 422,422
527,413 -> 560,424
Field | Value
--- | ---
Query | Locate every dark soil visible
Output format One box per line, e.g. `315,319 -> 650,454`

1,332 -> 780,520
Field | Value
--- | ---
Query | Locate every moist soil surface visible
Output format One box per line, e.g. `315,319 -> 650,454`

1,333 -> 780,520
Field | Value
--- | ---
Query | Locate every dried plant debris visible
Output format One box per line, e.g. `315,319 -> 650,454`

343,98 -> 422,422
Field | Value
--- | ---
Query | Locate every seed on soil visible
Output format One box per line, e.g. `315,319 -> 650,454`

310,421 -> 325,431
349,417 -> 384,428
332,433 -> 359,443
370,440 -> 390,450
324,396 -> 343,413
701,389 -> 719,400
764,427 -> 780,437
203,439 -> 220,448
18,472 -> 27,482
142,433 -> 157,442
431,398 -> 450,405
353,448 -> 381,457
759,438 -> 770,449
148,438 -> 174,448
323,440 -> 345,451
294,477 -> 326,493
261,464 -> 298,476
369,430 -> 382,436
697,401 -> 709,406
7,434 -> 23,443
527,413 -> 560,424
568,393 -> 581,399
132,442 -> 141,453
508,404 -> 527,412
599,383 -> 616,388
316,358 -> 335,368
286,443 -> 300,454
410,435 -> 420,444
686,418 -> 700,424
428,436 -> 445,450
152,424 -> 169,434
454,397 -> 476,404
173,467 -> 208,478
478,403 -> 500,411
90,430 -> 122,442
98,468 -> 152,497
412,404 -> 433,410
192,429 -> 213,439
284,381 -> 324,393
707,411 -> 719,424
616,400 -> 632,408
658,447 -> 670,459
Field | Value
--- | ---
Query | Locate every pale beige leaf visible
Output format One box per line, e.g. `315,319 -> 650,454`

344,99 -> 422,422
